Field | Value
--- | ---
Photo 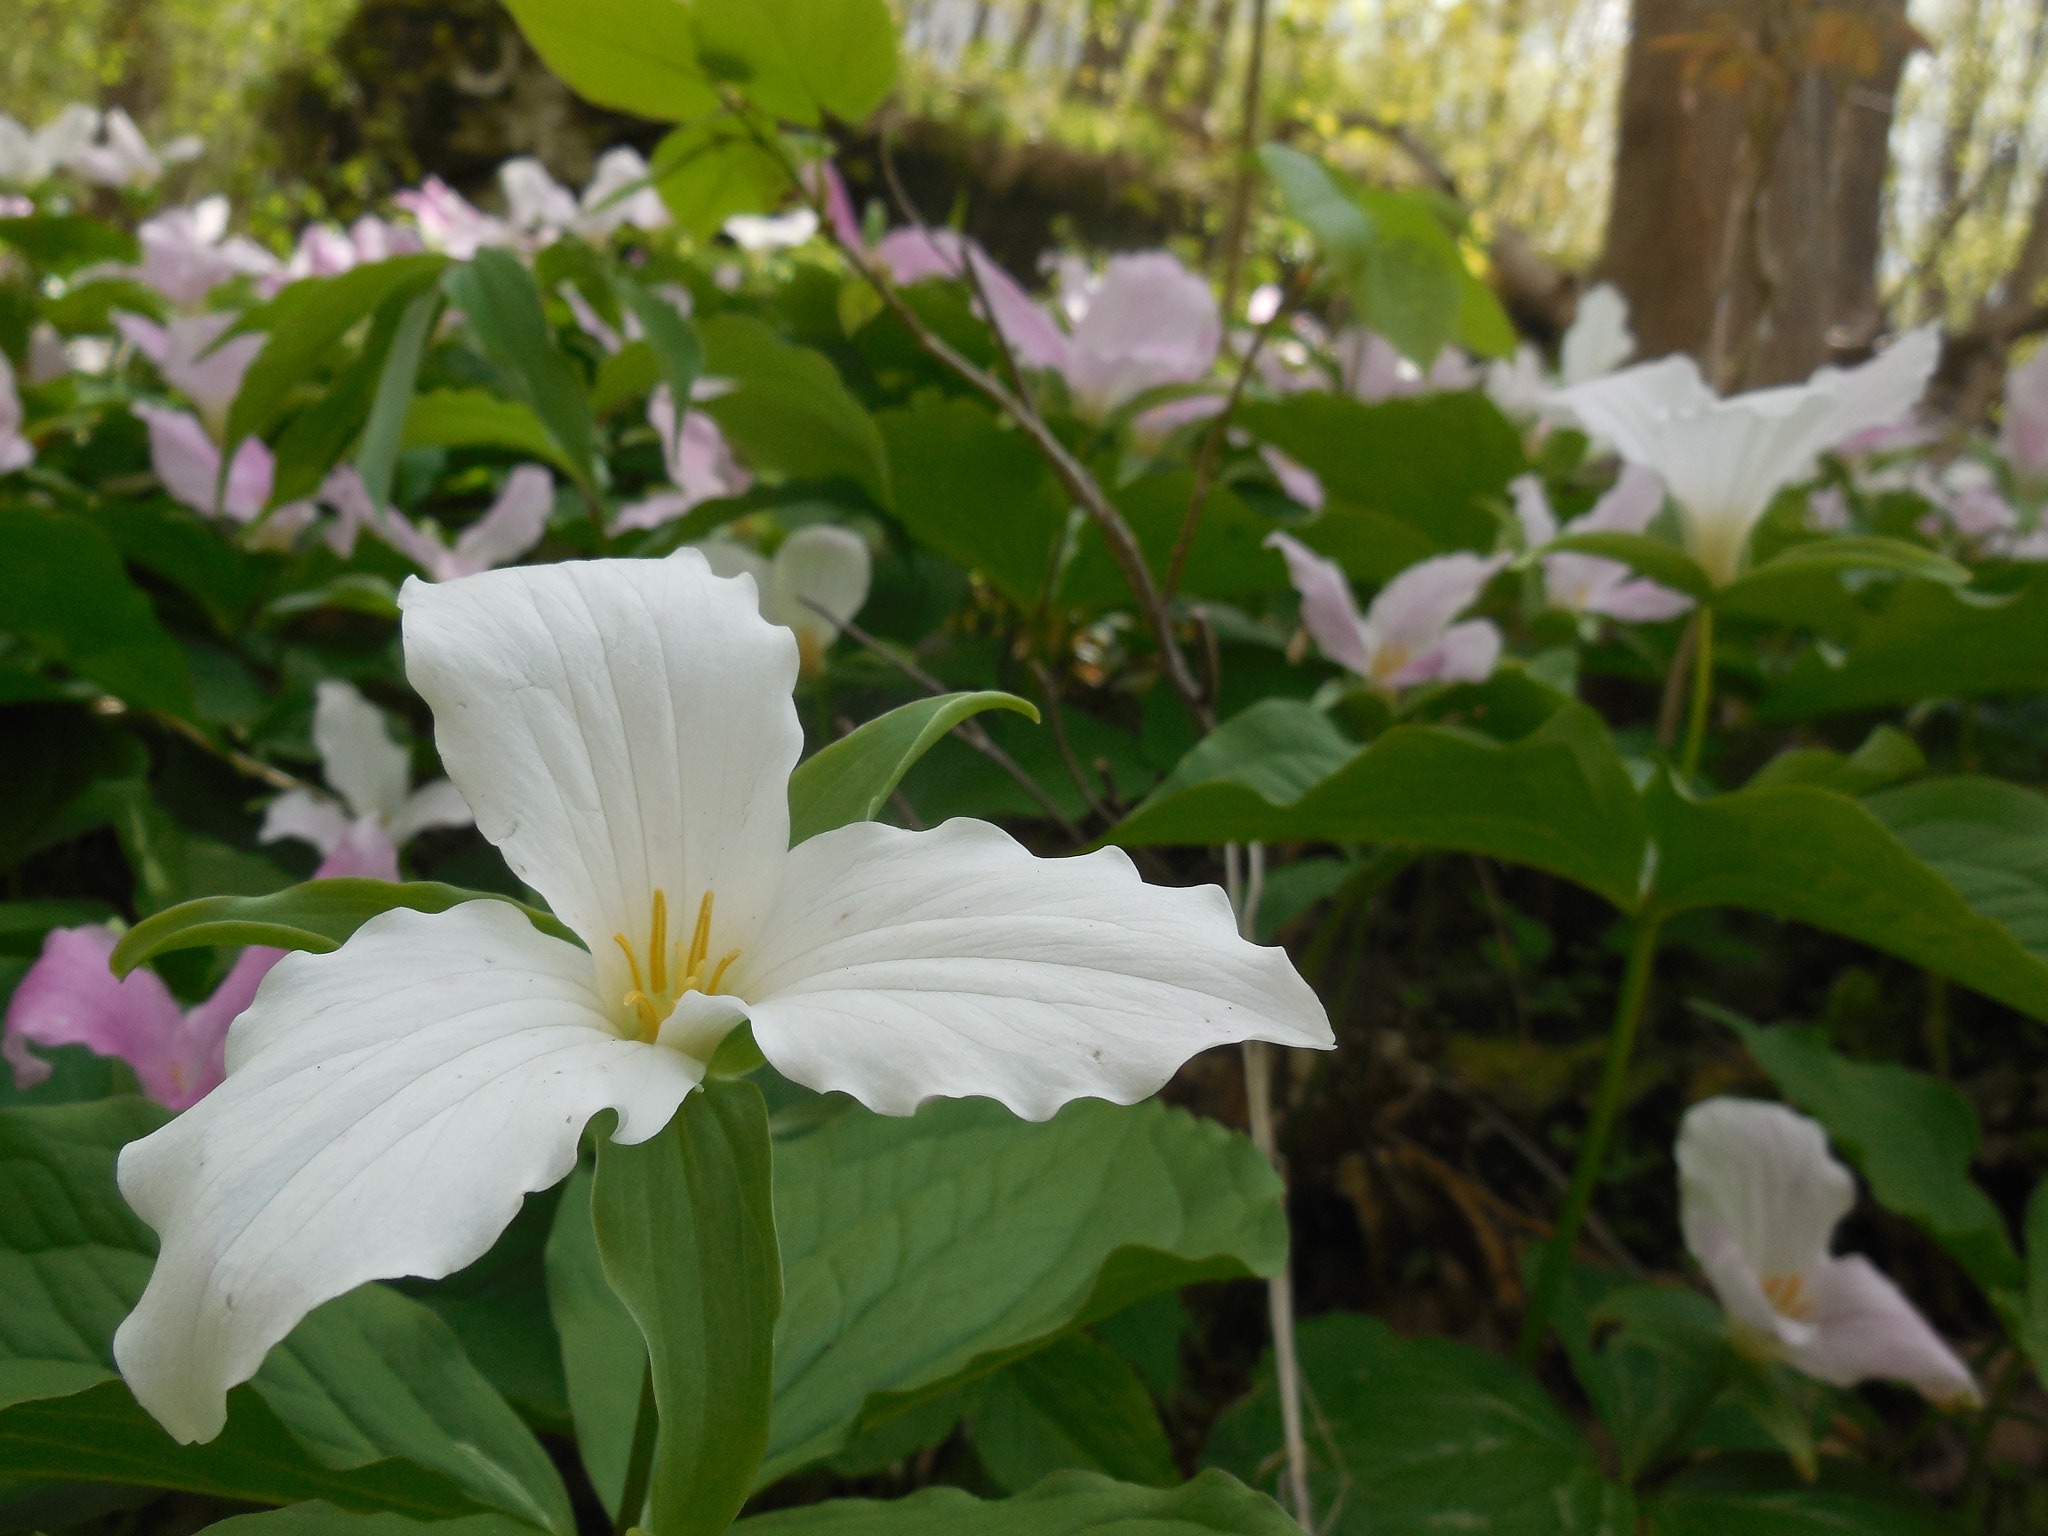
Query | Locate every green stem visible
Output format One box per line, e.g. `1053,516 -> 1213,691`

1679,605 -> 1715,781
1515,916 -> 1664,1367
612,1361 -> 659,1536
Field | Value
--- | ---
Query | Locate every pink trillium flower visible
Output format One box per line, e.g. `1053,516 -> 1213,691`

261,679 -> 472,861
0,352 -> 33,473
1267,532 -> 1506,693
1511,466 -> 1695,621
613,387 -> 752,532
66,107 -> 202,190
2001,344 -> 2048,485
872,227 -> 1071,371
322,463 -> 552,580
1678,1097 -> 1982,1409
2,831 -> 396,1112
1058,252 -> 1220,422
264,216 -> 425,293
1806,484 -> 1853,532
395,178 -> 513,259
1332,327 -> 1476,404
115,312 -> 262,438
132,403 -> 293,524
0,104 -> 101,186
132,198 -> 279,309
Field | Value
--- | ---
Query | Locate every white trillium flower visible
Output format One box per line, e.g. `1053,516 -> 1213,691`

578,147 -> 671,237
1552,327 -> 1940,586
693,525 -> 873,673
112,554 -> 1331,1443
1267,533 -> 1506,694
0,104 -> 102,186
259,679 -> 473,866
724,207 -> 821,252
1510,467 -> 1695,622
66,107 -> 201,189
1558,283 -> 1636,386
1677,1098 -> 1981,1408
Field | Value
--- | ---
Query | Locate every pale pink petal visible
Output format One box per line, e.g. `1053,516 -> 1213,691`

387,779 -> 474,845
117,312 -> 261,433
1265,530 -> 1371,676
222,437 -> 276,523
1063,252 -> 1217,417
134,403 -> 224,515
1791,1255 -> 1982,1408
1333,328 -> 1420,404
1261,446 -> 1325,511
812,160 -> 863,251
1391,617 -> 1502,687
313,816 -> 402,882
172,946 -> 285,1111
2,926 -> 195,1107
1572,463 -> 1666,535
873,230 -> 1069,371
611,490 -> 700,534
2002,344 -> 2048,481
0,352 -> 31,472
1363,552 -> 1507,657
1509,473 -> 1559,546
257,789 -> 352,856
1583,577 -> 1695,622
449,465 -> 552,576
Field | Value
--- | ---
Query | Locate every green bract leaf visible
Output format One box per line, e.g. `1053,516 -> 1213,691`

400,389 -> 581,479
735,1470 -> 1297,1534
109,879 -> 580,977
545,1167 -> 648,1517
445,251 -> 596,488
788,691 -> 1040,845
1643,1454 -> 1961,1535
1109,701 -> 1650,910
0,1100 -> 572,1531
1731,534 -> 1970,591
592,1079 -> 780,1536
615,276 -> 704,439
761,1096 -> 1285,1482
972,1335 -> 1177,1493
693,0 -> 899,124
498,0 -> 718,121
198,1505 -> 536,1536
1745,724 -> 1924,796
1548,531 -> 1713,600
0,508 -> 195,716
1712,1013 -> 2023,1298
1206,1313 -> 1633,1533
0,214 -> 138,274
355,287 -> 443,512
1864,776 -> 2048,974
696,314 -> 889,503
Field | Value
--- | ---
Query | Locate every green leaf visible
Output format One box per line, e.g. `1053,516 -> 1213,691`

1109,700 -> 1650,910
497,0 -> 718,122
224,256 -> 448,454
0,508 -> 194,715
736,1469 -> 1296,1534
1548,531 -> 1713,600
700,314 -> 890,504
1711,1013 -> 2022,1298
592,1078 -> 780,1536
1757,567 -> 2048,719
264,574 -> 402,624
1734,534 -> 1970,590
268,283 -> 431,509
110,879 -> 579,977
94,501 -> 267,635
1645,775 -> 2048,1022
197,1504 -> 536,1536
1239,392 -> 1521,568
614,277 -> 703,440
692,0 -> 899,124
874,399 -> 1066,604
763,1096 -> 1284,1482
972,1335 -> 1177,1493
1206,1313 -> 1634,1534
400,390 -> 580,479
1746,725 -> 1925,796
0,1100 -> 572,1531
788,692 -> 1040,845
1864,776 -> 2048,972
1061,474 -> 1288,611
444,251 -> 595,487
0,215 -> 138,275
2023,1180 -> 2048,1383
355,287 -> 443,512
1644,1454 -> 1962,1535
544,1167 -> 648,1517
650,119 -> 794,242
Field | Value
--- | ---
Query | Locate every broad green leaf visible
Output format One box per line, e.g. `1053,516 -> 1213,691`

693,0 -> 899,124
699,314 -> 890,504
788,691 -> 1040,845
592,1079 -> 780,1536
1712,1014 -> 2022,1298
93,502 -> 266,636
110,878 -> 579,977
1456,262 -> 1518,359
735,1469 -> 1297,1534
0,709 -> 146,871
2023,1180 -> 2048,1382
614,276 -> 703,439
224,255 -> 448,452
497,0 -> 717,121
972,1335 -> 1177,1493
200,1505 -> 535,1536
650,119 -> 793,241
1239,392 -> 1522,565
1758,567 -> 2048,719
1110,701 -> 1650,910
445,251 -> 595,487
267,283 -> 430,509
544,1167 -> 648,1516
1548,531 -> 1713,600
0,508 -> 194,716
0,215 -> 138,274
1864,776 -> 2048,971
1061,474 -> 1288,611
400,390 -> 579,478
0,1100 -> 572,1531
355,287 -> 443,511
1730,534 -> 1970,590
1644,1454 -> 1960,1535
1746,724 -> 1924,796
1645,776 -> 2048,1021
592,341 -> 663,416
264,574 -> 403,624
763,1096 -> 1285,1482
874,399 -> 1066,604
1206,1313 -> 1634,1534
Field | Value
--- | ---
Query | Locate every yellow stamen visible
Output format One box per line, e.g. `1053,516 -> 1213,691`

647,889 -> 669,994
614,887 -> 740,1039
1760,1272 -> 1812,1320
685,890 -> 714,981
612,933 -> 646,994
621,990 -> 662,1039
707,949 -> 741,994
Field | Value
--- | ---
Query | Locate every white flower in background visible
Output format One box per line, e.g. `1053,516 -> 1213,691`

1331,327 -> 1475,404
1806,484 -> 1853,532
115,312 -> 262,438
725,208 -> 820,251
1911,458 -> 2048,560
260,679 -> 472,870
613,386 -> 752,532
132,198 -> 279,308
694,525 -> 873,673
0,104 -> 102,186
0,353 -> 34,474
110,553 -> 1331,1443
266,215 -> 425,291
66,107 -> 202,189
1677,1098 -> 1982,1408
1485,281 -> 1636,418
1057,251 -> 1220,422
578,146 -> 671,237
1267,533 -> 1506,693
1510,466 -> 1695,622
1552,327 -> 1941,586
499,156 -> 580,237
394,177 -> 513,258
2002,343 -> 2048,485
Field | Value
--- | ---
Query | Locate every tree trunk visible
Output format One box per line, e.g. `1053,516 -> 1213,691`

1599,0 -> 1917,385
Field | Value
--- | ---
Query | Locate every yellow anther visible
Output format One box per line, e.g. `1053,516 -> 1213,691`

612,933 -> 646,994
1760,1273 -> 1812,1320
648,889 -> 669,994
685,890 -> 715,982
615,887 -> 738,1039
707,949 -> 741,994
622,990 -> 662,1039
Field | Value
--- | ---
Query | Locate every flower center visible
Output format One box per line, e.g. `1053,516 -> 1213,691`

1759,1272 -> 1814,1321
1371,642 -> 1410,685
612,888 -> 740,1043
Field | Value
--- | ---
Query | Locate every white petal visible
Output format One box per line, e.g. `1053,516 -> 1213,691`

258,788 -> 351,855
1686,1211 -> 1815,1353
1510,474 -> 1559,547
737,819 -> 1332,1121
387,778 -> 475,845
449,464 -> 552,576
398,556 -> 802,1007
1265,531 -> 1371,675
1790,1254 -> 1983,1407
112,901 -> 697,1445
765,525 -> 871,656
1559,282 -> 1635,384
313,680 -> 413,825
1677,1098 -> 1853,1282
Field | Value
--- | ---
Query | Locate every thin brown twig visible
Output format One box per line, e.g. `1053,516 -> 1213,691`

145,708 -> 306,793
1028,658 -> 1113,825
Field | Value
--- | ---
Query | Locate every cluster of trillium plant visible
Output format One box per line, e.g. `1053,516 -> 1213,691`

0,95 -> 2024,1471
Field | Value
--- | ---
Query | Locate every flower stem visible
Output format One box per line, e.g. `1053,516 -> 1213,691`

1679,604 -> 1715,781
612,1361 -> 659,1536
1514,915 -> 1664,1368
